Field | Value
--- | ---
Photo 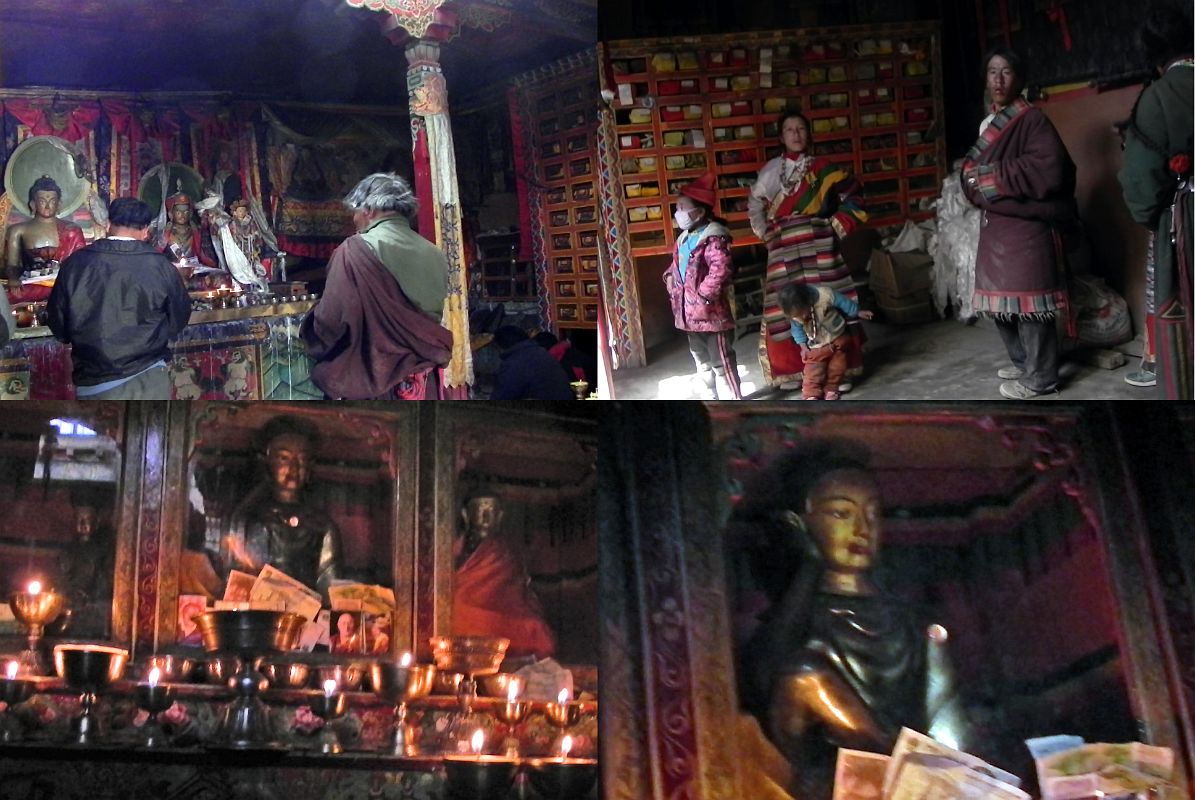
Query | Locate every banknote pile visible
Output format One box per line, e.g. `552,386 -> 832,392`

833,728 -> 1028,800
1026,735 -> 1180,800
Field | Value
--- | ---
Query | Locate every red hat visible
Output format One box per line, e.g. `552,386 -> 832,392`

679,173 -> 717,207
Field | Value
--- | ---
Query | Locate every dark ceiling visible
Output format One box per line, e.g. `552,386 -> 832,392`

0,0 -> 596,108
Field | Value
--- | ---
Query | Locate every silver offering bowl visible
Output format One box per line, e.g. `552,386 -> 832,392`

194,610 -> 306,748
569,380 -> 590,400
0,677 -> 35,742
430,636 -> 509,712
53,644 -> 129,745
369,660 -> 437,756
306,689 -> 348,754
9,589 -> 66,675
526,757 -> 599,799
442,754 -> 519,800
135,682 -> 177,748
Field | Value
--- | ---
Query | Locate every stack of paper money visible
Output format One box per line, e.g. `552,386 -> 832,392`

833,728 -> 1027,800
1027,736 -> 1180,800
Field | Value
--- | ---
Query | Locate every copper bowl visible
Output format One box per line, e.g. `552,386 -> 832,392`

477,672 -> 521,699
195,610 -> 306,655
316,662 -> 366,692
261,660 -> 311,689
53,644 -> 128,690
429,636 -> 509,677
139,653 -> 195,683
370,661 -> 437,703
205,654 -> 243,684
433,671 -> 464,696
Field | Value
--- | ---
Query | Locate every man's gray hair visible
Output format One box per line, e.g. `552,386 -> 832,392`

343,173 -> 419,222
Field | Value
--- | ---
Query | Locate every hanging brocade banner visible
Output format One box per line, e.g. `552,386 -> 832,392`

342,0 -> 444,37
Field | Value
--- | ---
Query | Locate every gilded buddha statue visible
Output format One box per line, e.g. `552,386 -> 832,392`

218,417 -> 343,598
737,446 -> 967,799
4,175 -> 85,303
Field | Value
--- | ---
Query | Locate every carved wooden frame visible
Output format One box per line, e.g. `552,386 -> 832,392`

600,403 -> 1192,800
142,402 -> 420,657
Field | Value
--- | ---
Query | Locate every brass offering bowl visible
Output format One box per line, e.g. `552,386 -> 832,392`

9,589 -> 66,675
430,637 -> 510,678
526,757 -> 599,799
0,677 -> 35,742
205,654 -> 243,684
261,660 -> 311,689
433,671 -> 464,696
369,661 -> 437,756
477,672 -> 520,699
442,755 -> 519,800
316,662 -> 366,692
194,610 -> 306,748
306,689 -> 349,754
140,654 -> 195,683
135,682 -> 177,749
543,699 -> 583,729
54,644 -> 129,745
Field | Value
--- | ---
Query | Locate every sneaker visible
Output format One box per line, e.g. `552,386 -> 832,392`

1124,369 -> 1157,387
999,380 -> 1056,400
838,381 -> 853,393
824,391 -> 842,400
998,365 -> 1025,380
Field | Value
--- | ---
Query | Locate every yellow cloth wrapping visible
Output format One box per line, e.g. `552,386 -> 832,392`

736,713 -> 797,800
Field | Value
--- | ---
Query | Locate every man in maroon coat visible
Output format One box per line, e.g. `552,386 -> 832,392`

962,48 -> 1077,400
664,173 -> 743,399
300,173 -> 452,399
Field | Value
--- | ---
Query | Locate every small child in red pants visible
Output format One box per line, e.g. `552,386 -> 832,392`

778,283 -> 873,399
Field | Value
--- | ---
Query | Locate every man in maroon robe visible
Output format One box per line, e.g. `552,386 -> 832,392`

300,173 -> 452,399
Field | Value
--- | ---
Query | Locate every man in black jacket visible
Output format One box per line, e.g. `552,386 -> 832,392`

490,325 -> 574,400
48,197 -> 191,399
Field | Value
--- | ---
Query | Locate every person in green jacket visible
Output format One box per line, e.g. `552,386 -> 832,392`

1118,5 -> 1193,399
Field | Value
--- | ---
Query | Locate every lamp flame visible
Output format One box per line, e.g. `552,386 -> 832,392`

507,678 -> 520,703
400,652 -> 412,668
5,661 -> 17,680
561,735 -> 573,758
148,666 -> 161,687
471,728 -> 484,755
323,679 -> 337,697
557,688 -> 569,705
27,580 -> 41,595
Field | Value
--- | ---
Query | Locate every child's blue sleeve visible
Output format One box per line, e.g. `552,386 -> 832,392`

789,319 -> 809,344
831,290 -> 859,318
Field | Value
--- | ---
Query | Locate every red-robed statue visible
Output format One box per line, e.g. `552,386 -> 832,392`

5,175 -> 86,303
451,488 -> 556,659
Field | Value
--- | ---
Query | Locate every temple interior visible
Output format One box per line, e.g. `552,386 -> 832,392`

601,402 -> 1195,800
0,0 -> 600,400
0,401 -> 598,798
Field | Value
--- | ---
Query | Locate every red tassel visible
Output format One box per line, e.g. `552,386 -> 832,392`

413,125 -> 435,244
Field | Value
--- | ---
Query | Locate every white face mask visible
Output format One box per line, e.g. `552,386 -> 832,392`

674,208 -> 697,229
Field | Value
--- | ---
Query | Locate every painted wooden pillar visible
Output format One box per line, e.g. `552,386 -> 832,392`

406,39 -> 473,392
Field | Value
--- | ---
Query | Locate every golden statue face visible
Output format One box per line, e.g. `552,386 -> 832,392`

232,205 -> 250,222
170,204 -> 192,225
32,190 -> 60,219
464,496 -> 503,539
803,468 -> 882,571
265,433 -> 312,501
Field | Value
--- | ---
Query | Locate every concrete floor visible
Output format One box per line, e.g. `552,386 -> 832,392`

610,318 -> 1155,400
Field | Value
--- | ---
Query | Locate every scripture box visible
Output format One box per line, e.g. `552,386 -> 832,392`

869,249 -> 933,296
874,289 -> 934,324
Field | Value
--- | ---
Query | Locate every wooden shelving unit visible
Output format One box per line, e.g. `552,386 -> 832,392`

475,232 -> 536,301
604,22 -> 946,258
530,73 -> 601,330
